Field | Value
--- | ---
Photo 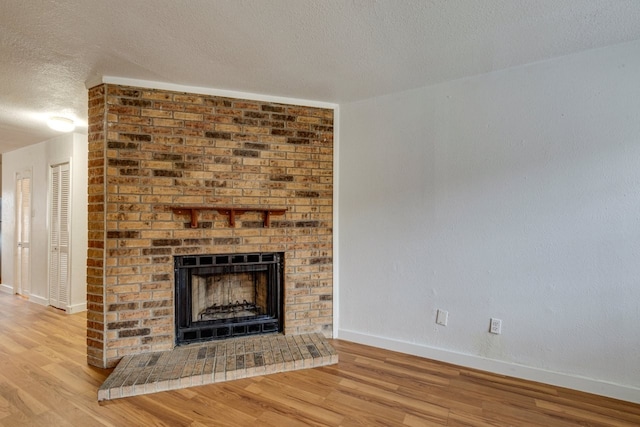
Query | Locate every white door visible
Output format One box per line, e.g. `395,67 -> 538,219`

49,163 -> 71,309
15,171 -> 32,295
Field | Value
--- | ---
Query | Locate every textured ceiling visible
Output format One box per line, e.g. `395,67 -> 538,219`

1,0 -> 640,153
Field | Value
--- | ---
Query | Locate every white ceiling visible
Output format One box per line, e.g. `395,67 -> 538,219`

2,0 -> 640,153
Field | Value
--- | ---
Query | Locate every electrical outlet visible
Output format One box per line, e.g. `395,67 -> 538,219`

490,318 -> 502,334
436,309 -> 448,326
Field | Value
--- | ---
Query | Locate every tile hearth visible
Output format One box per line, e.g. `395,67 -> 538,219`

98,333 -> 338,401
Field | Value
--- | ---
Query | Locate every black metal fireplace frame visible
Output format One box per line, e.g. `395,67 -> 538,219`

174,252 -> 283,345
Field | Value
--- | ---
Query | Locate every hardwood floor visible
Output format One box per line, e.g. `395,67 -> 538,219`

0,292 -> 638,426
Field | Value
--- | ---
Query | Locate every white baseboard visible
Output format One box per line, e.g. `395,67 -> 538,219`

31,296 -> 87,314
0,288 -> 87,314
28,294 -> 49,307
337,329 -> 640,404
66,302 -> 87,314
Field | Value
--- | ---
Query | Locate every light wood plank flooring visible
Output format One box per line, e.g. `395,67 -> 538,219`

0,292 -> 638,426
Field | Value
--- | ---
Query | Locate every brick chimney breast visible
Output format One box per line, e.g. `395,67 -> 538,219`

87,84 -> 333,368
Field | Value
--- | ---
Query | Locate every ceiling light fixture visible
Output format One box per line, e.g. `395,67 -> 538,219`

47,116 -> 76,132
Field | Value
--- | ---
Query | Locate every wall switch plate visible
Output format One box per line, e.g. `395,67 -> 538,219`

436,309 -> 448,326
490,318 -> 502,334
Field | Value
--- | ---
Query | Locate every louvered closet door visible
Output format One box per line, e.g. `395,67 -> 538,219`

49,163 -> 70,310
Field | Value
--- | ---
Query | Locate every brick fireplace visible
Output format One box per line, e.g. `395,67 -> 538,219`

87,84 -> 334,368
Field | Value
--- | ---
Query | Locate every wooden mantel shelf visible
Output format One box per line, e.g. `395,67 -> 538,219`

170,206 -> 287,228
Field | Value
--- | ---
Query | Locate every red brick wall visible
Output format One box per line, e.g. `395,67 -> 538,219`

87,84 -> 334,368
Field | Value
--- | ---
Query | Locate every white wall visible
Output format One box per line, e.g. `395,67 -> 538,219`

1,133 -> 88,313
338,40 -> 640,403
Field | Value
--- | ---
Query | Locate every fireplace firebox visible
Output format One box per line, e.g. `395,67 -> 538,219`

174,252 -> 283,345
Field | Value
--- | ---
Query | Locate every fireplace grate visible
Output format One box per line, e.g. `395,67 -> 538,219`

198,300 -> 258,320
